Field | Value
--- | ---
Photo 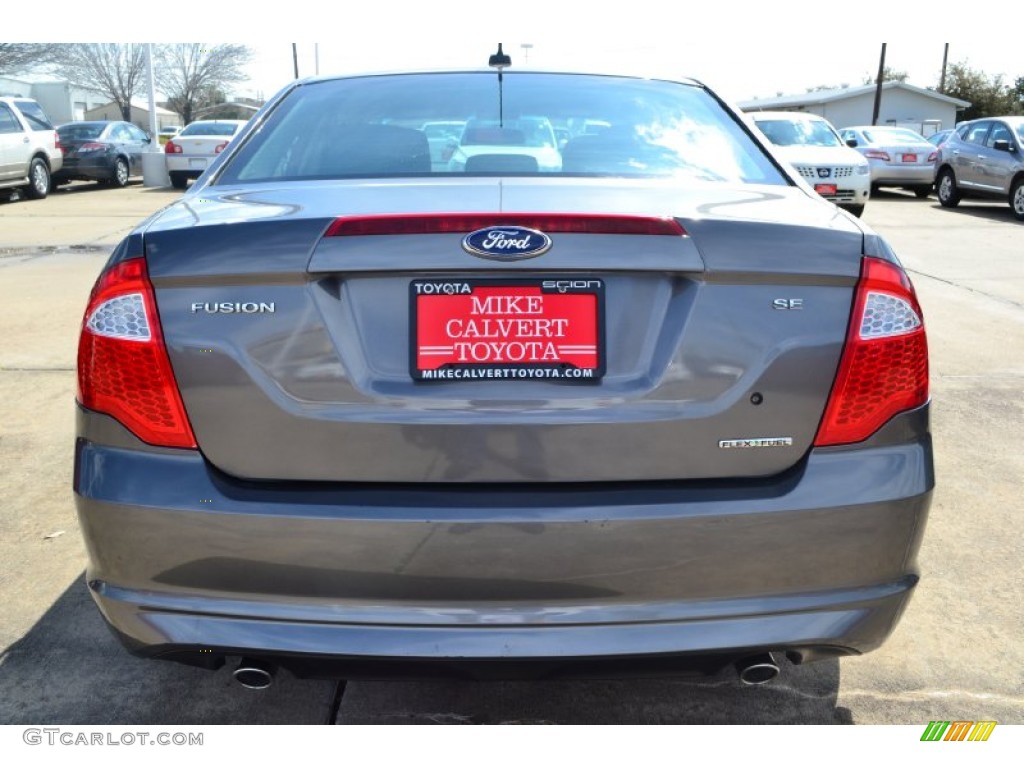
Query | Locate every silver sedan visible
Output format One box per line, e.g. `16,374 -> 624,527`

840,126 -> 938,197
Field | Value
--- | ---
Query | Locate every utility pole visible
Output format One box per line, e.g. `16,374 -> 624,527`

940,43 -> 949,91
871,43 -> 887,126
292,44 -> 299,79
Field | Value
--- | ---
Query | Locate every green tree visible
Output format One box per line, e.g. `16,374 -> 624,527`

863,66 -> 908,85
940,61 -> 1022,119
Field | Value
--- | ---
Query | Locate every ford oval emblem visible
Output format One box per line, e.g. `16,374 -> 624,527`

462,226 -> 552,261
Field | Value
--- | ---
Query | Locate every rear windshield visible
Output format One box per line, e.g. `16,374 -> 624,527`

14,100 -> 53,131
217,73 -> 786,185
180,122 -> 240,137
59,123 -> 106,141
754,118 -> 842,148
863,127 -> 927,144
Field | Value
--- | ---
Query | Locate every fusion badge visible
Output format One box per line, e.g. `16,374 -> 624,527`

719,437 -> 794,449
462,226 -> 552,261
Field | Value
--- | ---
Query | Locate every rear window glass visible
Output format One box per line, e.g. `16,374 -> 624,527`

753,118 -> 842,148
14,100 -> 53,131
217,73 -> 786,185
59,123 -> 106,141
180,122 -> 241,137
863,128 -> 926,144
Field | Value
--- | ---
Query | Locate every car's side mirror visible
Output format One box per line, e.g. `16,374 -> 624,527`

992,139 -> 1012,152
846,138 -> 858,148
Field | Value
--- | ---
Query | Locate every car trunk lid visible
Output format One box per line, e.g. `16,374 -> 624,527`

145,178 -> 863,483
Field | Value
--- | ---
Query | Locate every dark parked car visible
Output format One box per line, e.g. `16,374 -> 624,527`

75,68 -> 933,688
934,116 -> 1024,220
53,121 -> 151,187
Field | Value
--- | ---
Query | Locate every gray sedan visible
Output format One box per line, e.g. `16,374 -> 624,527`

73,68 -> 933,688
841,125 -> 938,197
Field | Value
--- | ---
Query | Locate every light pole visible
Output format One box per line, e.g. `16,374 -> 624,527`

520,43 -> 533,65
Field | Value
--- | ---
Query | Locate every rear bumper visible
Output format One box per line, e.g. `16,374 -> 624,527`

870,164 -> 934,186
53,156 -> 114,182
74,405 -> 933,676
165,156 -> 208,177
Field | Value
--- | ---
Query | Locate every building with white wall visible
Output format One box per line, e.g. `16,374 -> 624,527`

739,82 -> 971,136
0,74 -> 107,124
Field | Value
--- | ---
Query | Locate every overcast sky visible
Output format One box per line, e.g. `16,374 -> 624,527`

227,6 -> 1020,105
21,3 -> 1023,106
247,39 -> 1018,104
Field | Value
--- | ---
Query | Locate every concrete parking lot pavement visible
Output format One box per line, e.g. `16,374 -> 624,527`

0,186 -> 1021,725
0,181 -> 178,250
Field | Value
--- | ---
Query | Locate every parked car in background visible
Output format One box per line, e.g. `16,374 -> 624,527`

927,129 -> 953,148
750,111 -> 871,216
53,121 -> 151,188
934,116 -> 1024,221
420,121 -> 464,171
448,116 -> 562,173
840,126 -> 937,198
0,96 -> 62,200
158,126 -> 181,146
75,69 -> 932,686
165,119 -> 247,189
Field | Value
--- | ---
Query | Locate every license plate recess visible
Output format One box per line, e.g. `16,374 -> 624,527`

411,278 -> 605,382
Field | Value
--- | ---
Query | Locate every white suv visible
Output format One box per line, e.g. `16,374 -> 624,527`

0,97 -> 63,200
750,111 -> 871,217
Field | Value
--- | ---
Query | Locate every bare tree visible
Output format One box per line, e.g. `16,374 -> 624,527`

157,44 -> 252,125
57,44 -> 146,121
0,43 -> 64,74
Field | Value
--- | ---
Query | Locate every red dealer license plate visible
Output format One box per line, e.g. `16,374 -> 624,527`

411,278 -> 605,382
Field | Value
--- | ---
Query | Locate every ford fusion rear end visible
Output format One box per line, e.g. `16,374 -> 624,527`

74,72 -> 932,681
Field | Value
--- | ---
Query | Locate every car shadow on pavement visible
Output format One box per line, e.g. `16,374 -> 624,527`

336,660 -> 852,725
932,203 -> 1020,223
0,576 -> 852,725
0,576 -> 336,725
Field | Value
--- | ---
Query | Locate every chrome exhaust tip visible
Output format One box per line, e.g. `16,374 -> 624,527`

233,658 -> 276,690
735,652 -> 780,685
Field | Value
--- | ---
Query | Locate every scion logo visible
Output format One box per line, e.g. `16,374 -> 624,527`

462,226 -> 552,261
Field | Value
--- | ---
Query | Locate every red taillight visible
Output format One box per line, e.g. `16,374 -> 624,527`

324,214 -> 687,237
78,142 -> 108,153
214,141 -> 228,154
165,140 -> 182,154
77,258 -> 197,449
814,257 -> 928,446
54,130 -> 63,154
863,150 -> 890,161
